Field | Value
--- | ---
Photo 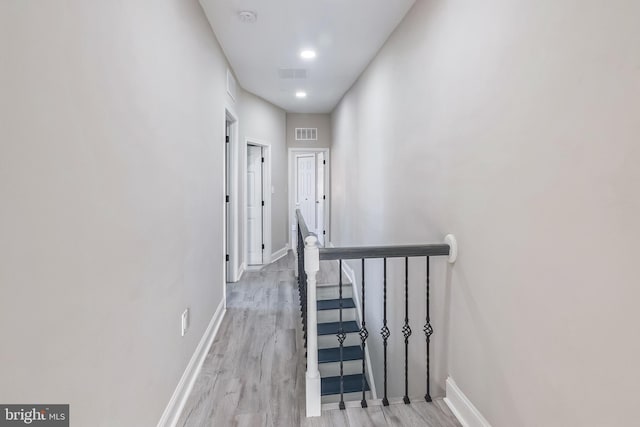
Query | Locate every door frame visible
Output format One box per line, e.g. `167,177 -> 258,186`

288,148 -> 330,251
224,108 -> 240,291
244,138 -> 272,266
294,153 -> 317,235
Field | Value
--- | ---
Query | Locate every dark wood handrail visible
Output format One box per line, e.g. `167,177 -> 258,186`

319,244 -> 450,260
296,209 -> 450,259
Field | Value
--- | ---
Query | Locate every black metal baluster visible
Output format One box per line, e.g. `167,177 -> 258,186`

359,258 -> 368,408
297,227 -> 302,325
402,257 -> 412,404
304,248 -> 308,357
424,256 -> 433,402
381,258 -> 390,406
298,228 -> 302,289
298,226 -> 307,355
337,259 -> 346,410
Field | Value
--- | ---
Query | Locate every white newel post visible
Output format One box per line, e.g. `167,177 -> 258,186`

304,234 -> 321,417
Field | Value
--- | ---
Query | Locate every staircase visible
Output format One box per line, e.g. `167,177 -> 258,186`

296,208 -> 457,417
315,279 -> 370,404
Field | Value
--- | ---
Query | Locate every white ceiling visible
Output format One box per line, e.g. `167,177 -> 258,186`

199,0 -> 415,113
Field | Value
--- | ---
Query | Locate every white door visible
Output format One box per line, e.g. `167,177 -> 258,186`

296,154 -> 316,231
247,145 -> 263,265
316,152 -> 325,245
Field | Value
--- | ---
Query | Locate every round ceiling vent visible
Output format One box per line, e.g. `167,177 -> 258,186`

238,11 -> 257,23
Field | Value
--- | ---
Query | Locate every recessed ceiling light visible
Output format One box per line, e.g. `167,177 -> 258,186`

238,11 -> 257,23
296,91 -> 307,98
300,50 -> 316,60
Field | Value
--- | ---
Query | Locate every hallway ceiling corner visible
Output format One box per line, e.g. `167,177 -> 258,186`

199,0 -> 415,114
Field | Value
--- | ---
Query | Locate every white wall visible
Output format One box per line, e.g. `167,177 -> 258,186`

0,1 -> 235,425
286,113 -> 332,149
331,0 -> 640,425
238,90 -> 288,260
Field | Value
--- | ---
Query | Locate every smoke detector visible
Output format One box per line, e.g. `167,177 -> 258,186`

238,11 -> 257,23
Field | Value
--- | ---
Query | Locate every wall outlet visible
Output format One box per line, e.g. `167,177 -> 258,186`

181,308 -> 189,337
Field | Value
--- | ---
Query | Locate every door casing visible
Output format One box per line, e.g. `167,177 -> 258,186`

288,148 -> 330,251
224,108 -> 240,287
296,154 -> 317,232
247,144 -> 264,265
244,138 -> 272,267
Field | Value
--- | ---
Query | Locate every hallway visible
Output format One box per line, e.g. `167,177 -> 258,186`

178,253 -> 461,427
3,0 -> 639,425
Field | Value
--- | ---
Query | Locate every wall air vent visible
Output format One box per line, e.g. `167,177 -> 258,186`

295,128 -> 318,141
278,68 -> 308,79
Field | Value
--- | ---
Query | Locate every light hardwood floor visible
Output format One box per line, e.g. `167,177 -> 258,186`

177,252 -> 461,427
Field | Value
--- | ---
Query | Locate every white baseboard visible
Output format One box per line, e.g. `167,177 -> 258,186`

157,300 -> 226,427
271,244 -> 290,263
444,377 -> 492,427
237,263 -> 246,281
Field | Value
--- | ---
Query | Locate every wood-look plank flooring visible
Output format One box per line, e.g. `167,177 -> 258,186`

177,252 -> 461,427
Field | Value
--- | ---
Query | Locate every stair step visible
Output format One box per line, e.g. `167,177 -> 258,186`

316,281 -> 352,288
321,374 -> 370,396
318,308 -> 356,323
317,298 -> 356,310
317,284 -> 353,300
319,359 -> 363,377
318,332 -> 361,349
317,321 -> 359,336
318,346 -> 363,363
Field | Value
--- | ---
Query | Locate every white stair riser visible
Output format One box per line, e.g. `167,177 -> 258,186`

317,309 -> 357,323
317,285 -> 353,300
319,360 -> 363,377
321,391 -> 372,404
318,333 -> 361,349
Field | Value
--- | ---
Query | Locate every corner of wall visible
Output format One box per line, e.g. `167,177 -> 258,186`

444,377 -> 492,427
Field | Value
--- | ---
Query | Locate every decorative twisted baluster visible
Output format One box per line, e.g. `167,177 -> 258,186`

359,259 -> 369,408
402,257 -> 412,404
337,259 -> 346,410
424,256 -> 433,402
381,258 -> 390,406
297,226 -> 307,354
